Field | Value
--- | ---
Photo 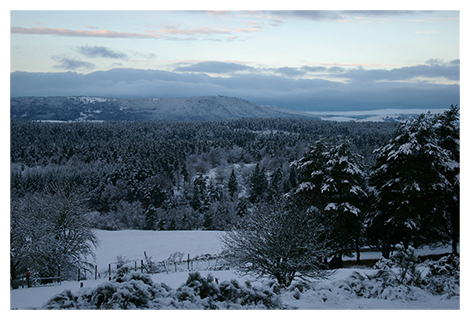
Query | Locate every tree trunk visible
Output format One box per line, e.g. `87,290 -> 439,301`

356,243 -> 361,265
452,235 -> 459,255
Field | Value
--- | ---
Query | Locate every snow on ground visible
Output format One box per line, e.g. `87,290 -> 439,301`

90,229 -> 224,268
10,229 -> 460,310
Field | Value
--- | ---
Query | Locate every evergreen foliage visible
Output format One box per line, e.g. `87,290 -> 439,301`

369,107 -> 459,257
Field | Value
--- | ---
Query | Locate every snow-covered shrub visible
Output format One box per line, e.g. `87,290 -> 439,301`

175,272 -> 282,309
343,250 -> 460,301
422,254 -> 459,297
42,290 -> 78,309
390,244 -> 421,285
43,272 -> 282,310
373,257 -> 395,270
42,272 -> 171,310
373,244 -> 422,286
86,272 -> 165,309
337,271 -> 427,301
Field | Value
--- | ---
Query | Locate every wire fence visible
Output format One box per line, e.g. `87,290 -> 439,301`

101,251 -> 229,281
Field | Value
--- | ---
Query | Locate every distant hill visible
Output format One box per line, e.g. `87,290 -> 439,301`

10,95 -> 313,121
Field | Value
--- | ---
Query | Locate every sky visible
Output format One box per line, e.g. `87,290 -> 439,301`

9,5 -> 462,112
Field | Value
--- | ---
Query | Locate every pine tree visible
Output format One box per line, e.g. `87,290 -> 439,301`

228,169 -> 238,200
249,164 -> 268,203
267,167 -> 284,202
290,138 -> 367,264
369,112 -> 454,258
321,138 -> 367,264
434,105 -> 460,254
290,139 -> 328,210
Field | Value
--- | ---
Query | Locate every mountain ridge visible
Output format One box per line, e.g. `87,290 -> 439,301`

10,95 -> 314,121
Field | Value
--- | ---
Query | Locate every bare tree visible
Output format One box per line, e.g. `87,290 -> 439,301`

221,201 -> 329,287
11,187 -> 99,281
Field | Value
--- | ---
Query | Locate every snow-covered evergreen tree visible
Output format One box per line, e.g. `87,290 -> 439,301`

290,139 -> 328,210
434,105 -> 460,254
321,138 -> 367,264
290,138 -> 367,264
228,169 -> 238,200
249,164 -> 268,203
369,110 -> 457,258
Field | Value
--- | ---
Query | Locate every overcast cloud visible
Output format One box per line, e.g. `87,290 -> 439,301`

10,59 -> 459,111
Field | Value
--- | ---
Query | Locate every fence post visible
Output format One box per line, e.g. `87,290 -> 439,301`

135,261 -> 137,272
78,268 -> 80,282
188,254 -> 190,271
108,264 -> 111,281
141,260 -> 144,273
95,265 -> 98,280
58,265 -> 61,283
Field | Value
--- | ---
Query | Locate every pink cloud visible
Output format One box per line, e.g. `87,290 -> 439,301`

159,26 -> 231,35
11,27 -> 163,39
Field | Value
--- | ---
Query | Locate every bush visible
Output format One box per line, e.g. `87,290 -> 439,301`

176,272 -> 282,309
338,251 -> 460,301
422,254 -> 459,297
42,271 -> 282,310
372,244 -> 422,286
42,290 -> 78,309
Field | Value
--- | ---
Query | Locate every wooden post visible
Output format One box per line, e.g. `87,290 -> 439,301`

95,265 -> 98,280
78,268 -> 80,282
141,260 -> 144,273
58,265 -> 61,283
174,262 -> 177,273
108,264 -> 111,281
135,261 -> 137,272
188,254 -> 190,271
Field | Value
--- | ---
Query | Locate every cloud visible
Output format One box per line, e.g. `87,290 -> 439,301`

159,25 -> 231,35
10,65 -> 459,112
334,62 -> 460,82
51,56 -> 95,71
11,27 -> 162,39
264,10 -> 433,23
271,67 -> 306,77
174,61 -> 255,74
268,10 -> 343,21
78,46 -> 128,59
302,66 -> 328,72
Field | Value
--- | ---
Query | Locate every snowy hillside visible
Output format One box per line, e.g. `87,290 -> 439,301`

10,230 -> 459,310
10,95 -> 311,121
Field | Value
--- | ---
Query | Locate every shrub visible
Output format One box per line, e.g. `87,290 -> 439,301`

42,272 -> 282,310
42,290 -> 78,309
175,272 -> 282,309
422,254 -> 459,297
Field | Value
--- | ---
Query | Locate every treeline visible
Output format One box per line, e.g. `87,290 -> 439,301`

11,117 -> 395,232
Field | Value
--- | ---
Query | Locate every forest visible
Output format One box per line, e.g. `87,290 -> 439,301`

11,117 -> 395,230
10,107 -> 459,281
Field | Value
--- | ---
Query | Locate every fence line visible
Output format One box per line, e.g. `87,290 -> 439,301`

98,252 -> 229,281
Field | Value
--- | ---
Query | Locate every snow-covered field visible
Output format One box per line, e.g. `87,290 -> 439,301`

10,229 -> 460,310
